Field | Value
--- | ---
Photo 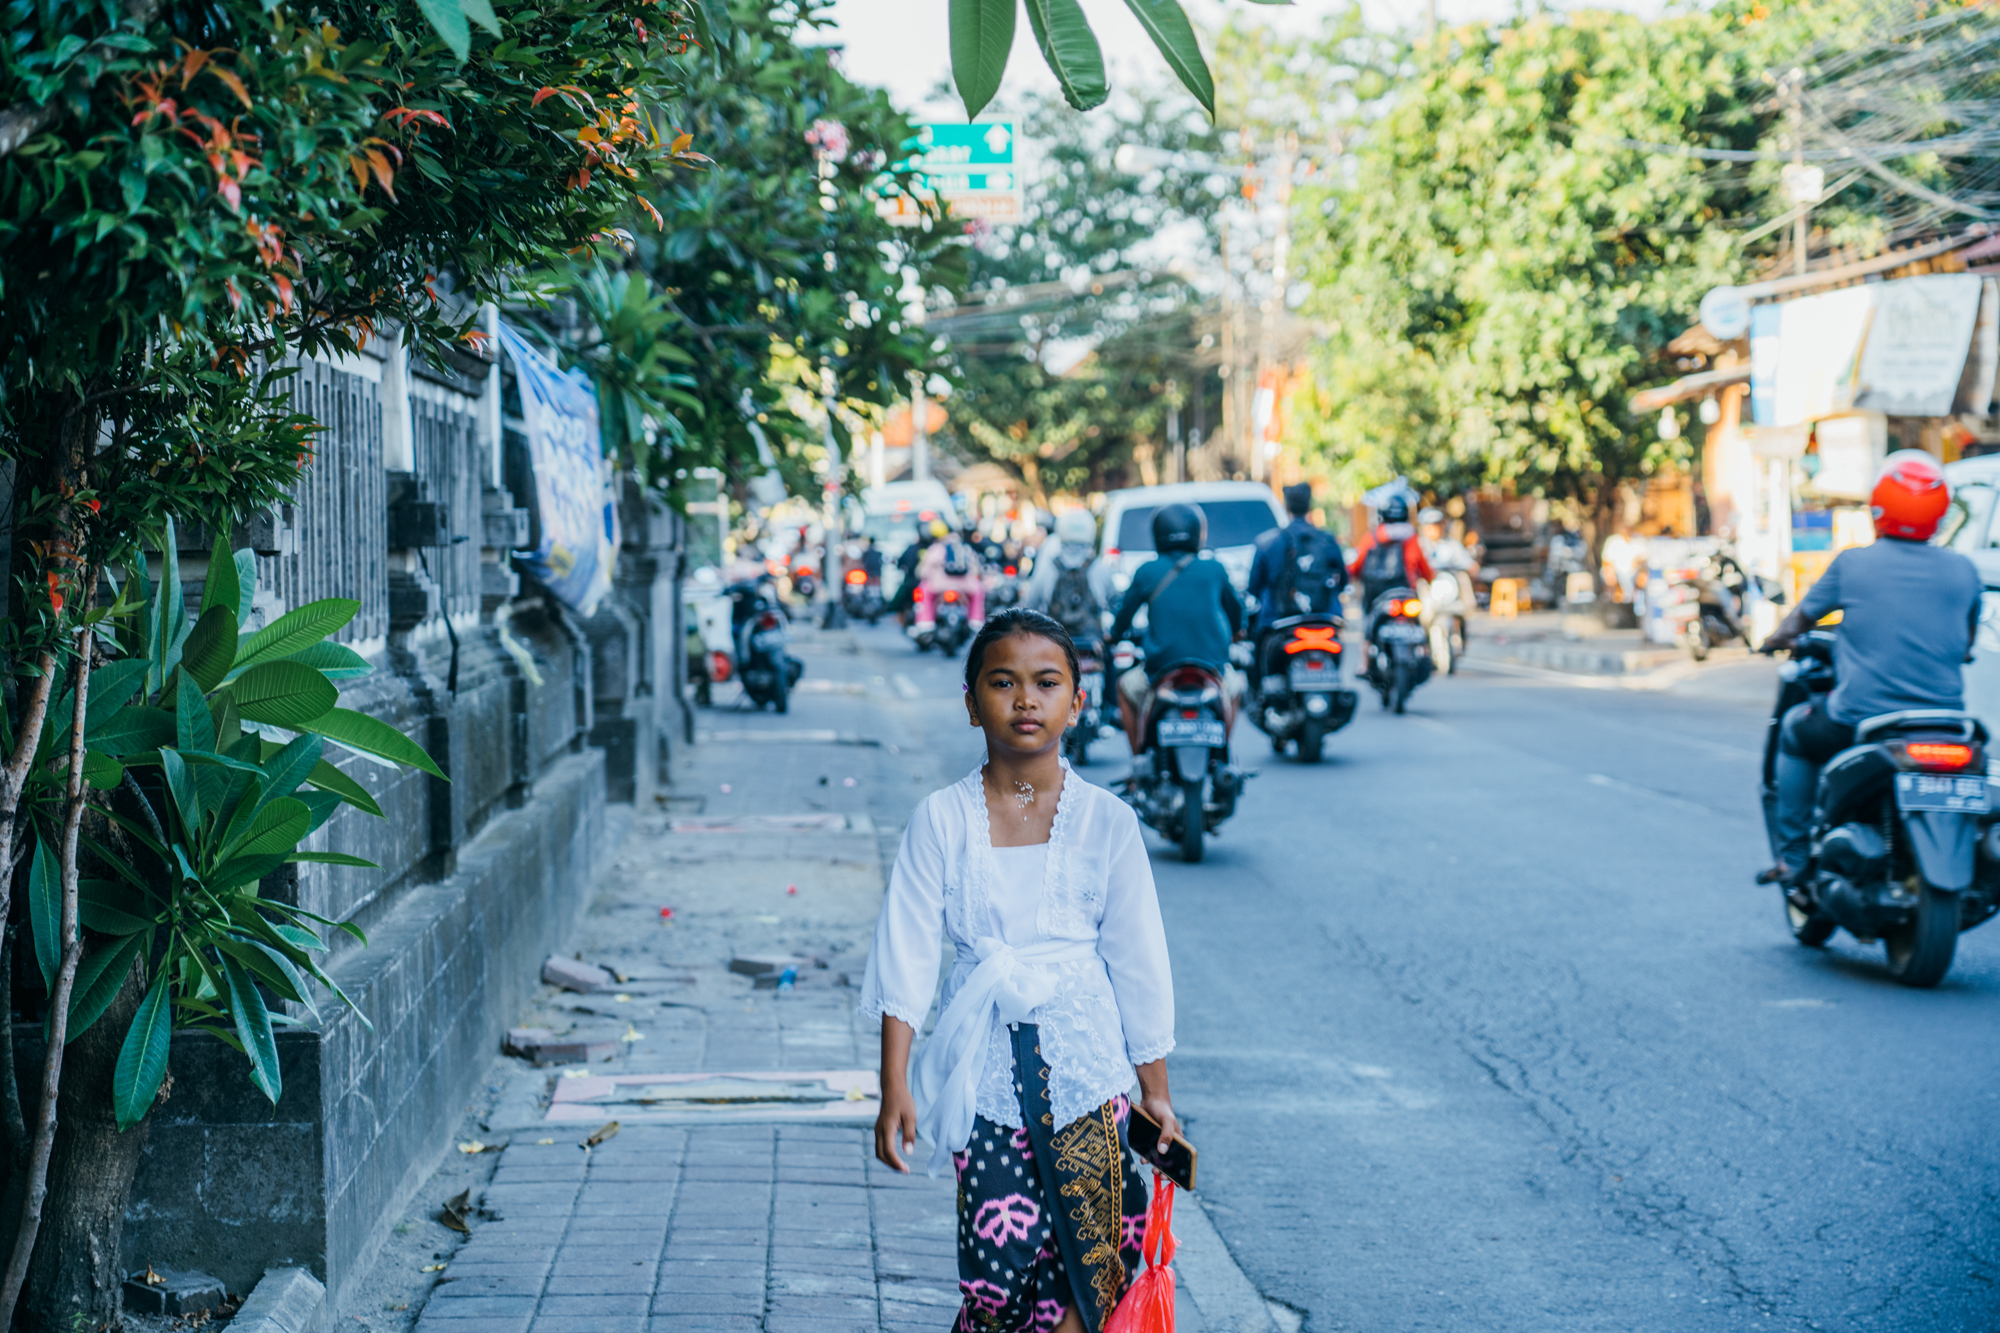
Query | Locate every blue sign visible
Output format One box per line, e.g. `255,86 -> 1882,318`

497,321 -> 618,616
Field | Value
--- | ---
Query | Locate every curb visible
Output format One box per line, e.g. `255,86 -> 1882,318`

1463,640 -> 1683,675
229,1267 -> 326,1333
1174,1191 -> 1281,1333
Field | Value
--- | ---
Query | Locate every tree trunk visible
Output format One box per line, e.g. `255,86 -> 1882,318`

19,965 -> 148,1333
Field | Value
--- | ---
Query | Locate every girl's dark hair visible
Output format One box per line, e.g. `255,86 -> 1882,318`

964,608 -> 1080,692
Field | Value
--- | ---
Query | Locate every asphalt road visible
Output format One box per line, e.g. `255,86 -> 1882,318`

780,619 -> 2000,1332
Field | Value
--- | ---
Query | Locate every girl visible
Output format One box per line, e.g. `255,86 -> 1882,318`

860,608 -> 1179,1333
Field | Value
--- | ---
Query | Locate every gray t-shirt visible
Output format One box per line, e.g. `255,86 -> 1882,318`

1796,538 -> 1982,724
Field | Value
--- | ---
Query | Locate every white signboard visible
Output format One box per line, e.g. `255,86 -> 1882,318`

1771,287 -> 1873,426
1854,274 -> 1983,417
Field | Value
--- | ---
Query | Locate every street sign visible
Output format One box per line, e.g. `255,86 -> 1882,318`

877,122 -> 1021,226
1700,285 -> 1752,340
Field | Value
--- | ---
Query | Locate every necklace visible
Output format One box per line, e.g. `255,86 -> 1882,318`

1012,780 -> 1035,821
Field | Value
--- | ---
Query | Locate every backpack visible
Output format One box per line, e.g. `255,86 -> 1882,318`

1275,528 -> 1342,615
941,541 -> 972,577
1360,536 -> 1406,596
1048,562 -> 1099,635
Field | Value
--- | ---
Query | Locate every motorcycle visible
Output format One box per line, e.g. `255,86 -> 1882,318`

1674,552 -> 1775,661
1365,587 -> 1433,714
1063,637 -> 1109,766
1115,643 -> 1248,863
726,578 -> 804,712
1420,571 -> 1472,676
1248,614 -> 1358,763
841,567 -> 884,624
1761,630 -> 2000,987
912,585 -> 974,654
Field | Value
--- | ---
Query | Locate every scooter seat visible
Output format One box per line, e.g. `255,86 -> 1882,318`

1855,709 -> 1988,745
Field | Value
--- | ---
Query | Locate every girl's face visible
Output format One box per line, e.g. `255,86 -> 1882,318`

965,633 -> 1081,758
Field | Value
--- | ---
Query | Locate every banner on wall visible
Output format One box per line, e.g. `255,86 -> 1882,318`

497,322 -> 618,618
1853,274 -> 1983,417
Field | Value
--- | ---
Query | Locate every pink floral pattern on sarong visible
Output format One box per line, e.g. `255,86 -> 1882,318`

975,1194 -> 1040,1245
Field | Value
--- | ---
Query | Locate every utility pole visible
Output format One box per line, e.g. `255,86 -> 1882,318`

1251,133 -> 1297,489
1218,211 -> 1237,480
1777,68 -> 1821,277
910,372 -> 931,481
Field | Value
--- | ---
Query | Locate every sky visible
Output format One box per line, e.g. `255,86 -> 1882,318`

817,0 -> 1667,119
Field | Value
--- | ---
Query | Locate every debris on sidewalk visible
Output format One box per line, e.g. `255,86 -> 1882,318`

503,1027 -> 616,1065
540,954 -> 614,993
122,1265 -> 226,1316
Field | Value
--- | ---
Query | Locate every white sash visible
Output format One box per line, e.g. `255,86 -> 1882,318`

909,935 -> 1097,1176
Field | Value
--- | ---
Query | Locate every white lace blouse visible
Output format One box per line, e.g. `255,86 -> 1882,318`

859,760 -> 1175,1137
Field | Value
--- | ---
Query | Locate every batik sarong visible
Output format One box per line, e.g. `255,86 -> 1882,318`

954,1023 -> 1149,1333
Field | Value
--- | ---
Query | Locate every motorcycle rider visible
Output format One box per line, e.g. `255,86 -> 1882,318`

1025,508 -> 1116,643
916,520 -> 986,633
889,523 -> 937,623
1348,495 -> 1434,670
1248,482 -> 1347,631
1756,451 -> 1982,884
1106,503 -> 1245,751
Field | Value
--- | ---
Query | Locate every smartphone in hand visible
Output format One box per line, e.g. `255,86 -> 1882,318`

1127,1105 -> 1196,1191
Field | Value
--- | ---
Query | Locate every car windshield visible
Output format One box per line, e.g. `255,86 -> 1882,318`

1115,500 -> 1279,552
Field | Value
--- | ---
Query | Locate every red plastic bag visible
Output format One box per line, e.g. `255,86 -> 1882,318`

1104,1170 -> 1177,1333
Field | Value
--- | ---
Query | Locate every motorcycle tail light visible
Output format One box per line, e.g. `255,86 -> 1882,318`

759,612 -> 779,630
1906,742 -> 1977,771
942,590 -> 959,603
1286,625 -> 1341,655
1005,565 -> 1017,576
1402,600 -> 1423,618
709,651 -> 733,682
846,569 -> 866,585
1181,709 -> 1198,719
1387,599 -> 1403,616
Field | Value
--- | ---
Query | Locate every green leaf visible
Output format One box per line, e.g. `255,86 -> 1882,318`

80,880 -> 154,935
301,759 -> 382,818
229,662 -> 339,728
1120,0 -> 1212,115
83,659 -> 151,733
217,937 -> 308,1007
202,532 -> 239,619
88,706 -> 175,757
209,854 -> 288,893
299,708 -> 446,780
297,788 -> 343,835
259,734 -> 325,805
286,851 -> 380,869
66,933 -> 145,1041
271,922 -> 326,953
220,953 -> 282,1105
232,599 -> 360,674
181,605 -> 239,693
415,0 -> 470,60
176,672 -> 215,753
460,0 -> 501,37
950,0 -> 1018,120
231,797 -> 311,859
82,752 -> 124,791
160,748 -> 198,832
233,549 -> 258,624
282,642 -> 373,680
27,836 -> 60,989
114,970 -> 173,1130
151,518 -> 185,697
1022,0 -> 1107,111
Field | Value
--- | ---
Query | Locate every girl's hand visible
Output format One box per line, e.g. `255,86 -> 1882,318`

1140,1094 -> 1182,1153
875,1083 -> 919,1173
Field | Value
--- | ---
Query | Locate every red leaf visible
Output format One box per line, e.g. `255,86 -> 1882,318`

532,86 -> 559,106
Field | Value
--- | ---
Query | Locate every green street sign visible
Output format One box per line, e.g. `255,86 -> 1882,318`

880,122 -> 1021,226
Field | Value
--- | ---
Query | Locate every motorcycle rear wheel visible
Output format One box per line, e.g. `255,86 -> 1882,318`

1783,889 -> 1837,948
771,663 -> 789,715
1297,722 -> 1325,764
1686,621 -> 1710,662
1391,660 -> 1413,714
1883,883 -> 1958,987
1179,778 -> 1205,863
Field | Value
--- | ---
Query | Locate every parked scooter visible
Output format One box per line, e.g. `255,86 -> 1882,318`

841,567 -> 884,624
1761,630 -> 2000,986
726,578 -> 804,712
1248,615 -> 1358,763
1364,587 -> 1434,713
1063,637 -> 1109,766
1115,643 -> 1248,862
1675,552 -> 1776,661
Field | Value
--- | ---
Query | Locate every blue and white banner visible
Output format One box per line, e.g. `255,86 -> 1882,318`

497,321 -> 618,617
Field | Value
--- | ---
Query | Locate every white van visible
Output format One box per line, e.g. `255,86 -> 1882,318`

861,481 -> 958,595
1940,456 -> 2000,742
1098,481 -> 1288,595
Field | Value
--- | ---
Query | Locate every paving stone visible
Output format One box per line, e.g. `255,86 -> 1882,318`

543,1272 -> 656,1295
528,1319 -> 644,1333
646,1317 -> 763,1332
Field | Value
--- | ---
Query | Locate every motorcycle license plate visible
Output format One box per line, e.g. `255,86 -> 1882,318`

1379,622 -> 1426,643
752,629 -> 786,651
1894,773 -> 1990,813
1288,658 -> 1337,690
1156,717 -> 1225,748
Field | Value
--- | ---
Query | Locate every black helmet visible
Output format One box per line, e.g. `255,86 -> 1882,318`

1152,503 -> 1206,554
1380,496 -> 1410,524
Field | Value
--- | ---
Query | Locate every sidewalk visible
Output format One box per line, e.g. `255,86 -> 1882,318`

358,624 -> 1276,1333
1460,609 -> 1709,676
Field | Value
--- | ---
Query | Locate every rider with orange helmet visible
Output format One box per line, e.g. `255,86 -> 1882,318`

1757,450 -> 1983,882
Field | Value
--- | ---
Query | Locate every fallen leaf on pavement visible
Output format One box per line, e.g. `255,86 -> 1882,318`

621,1024 -> 644,1043
584,1121 -> 621,1148
456,1140 -> 485,1154
537,1138 -> 554,1145
440,1189 -> 473,1234
421,1264 -> 446,1273
844,1085 -> 867,1101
